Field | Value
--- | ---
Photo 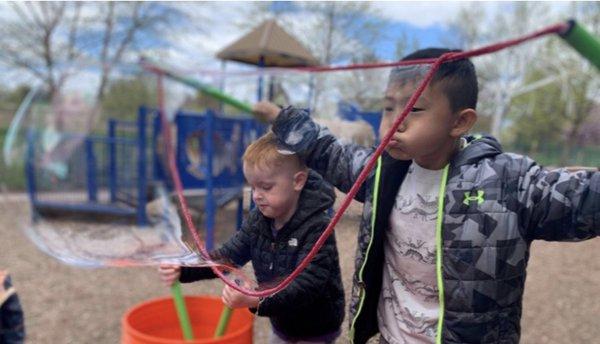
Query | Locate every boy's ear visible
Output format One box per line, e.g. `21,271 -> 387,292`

450,108 -> 477,138
293,170 -> 308,192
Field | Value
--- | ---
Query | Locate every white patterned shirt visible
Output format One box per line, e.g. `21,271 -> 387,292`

377,162 -> 442,343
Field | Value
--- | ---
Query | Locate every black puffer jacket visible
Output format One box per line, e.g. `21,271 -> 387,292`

180,170 -> 345,339
1,273 -> 25,343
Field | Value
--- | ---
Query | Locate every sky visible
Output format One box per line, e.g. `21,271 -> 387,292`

172,1 -> 467,65
0,1 -> 571,90
136,1 -> 569,69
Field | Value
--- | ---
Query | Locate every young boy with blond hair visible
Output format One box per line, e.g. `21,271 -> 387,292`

159,131 -> 344,344
254,48 -> 600,344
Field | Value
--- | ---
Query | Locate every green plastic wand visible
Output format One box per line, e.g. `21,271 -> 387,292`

560,19 -> 600,71
214,306 -> 233,337
171,282 -> 195,341
141,58 -> 254,114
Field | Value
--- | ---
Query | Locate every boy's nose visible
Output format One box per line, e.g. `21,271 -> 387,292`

397,121 -> 407,132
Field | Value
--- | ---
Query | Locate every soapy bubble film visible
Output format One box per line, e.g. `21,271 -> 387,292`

1,62 -> 431,294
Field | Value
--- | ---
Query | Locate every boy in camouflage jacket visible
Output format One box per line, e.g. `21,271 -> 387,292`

254,48 -> 600,344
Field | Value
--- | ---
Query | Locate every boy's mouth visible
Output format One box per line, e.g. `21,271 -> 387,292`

387,138 -> 402,148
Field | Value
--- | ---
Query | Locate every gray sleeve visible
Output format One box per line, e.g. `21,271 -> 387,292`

272,106 -> 375,202
519,161 -> 600,241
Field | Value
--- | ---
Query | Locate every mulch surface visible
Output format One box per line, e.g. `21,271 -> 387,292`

1,192 -> 598,343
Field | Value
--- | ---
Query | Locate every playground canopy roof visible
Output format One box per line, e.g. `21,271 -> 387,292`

216,19 -> 319,67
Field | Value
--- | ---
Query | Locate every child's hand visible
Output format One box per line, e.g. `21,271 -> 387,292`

158,264 -> 181,287
221,284 -> 260,309
253,101 -> 281,123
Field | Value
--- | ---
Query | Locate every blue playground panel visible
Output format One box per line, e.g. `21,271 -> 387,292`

27,107 -> 156,225
26,106 -> 264,250
158,109 -> 263,249
337,102 -> 382,141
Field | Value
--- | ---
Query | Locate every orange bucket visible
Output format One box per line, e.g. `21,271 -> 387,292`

122,296 -> 253,344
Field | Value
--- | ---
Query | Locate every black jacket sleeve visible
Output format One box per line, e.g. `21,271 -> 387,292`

180,217 -> 255,283
1,274 -> 25,343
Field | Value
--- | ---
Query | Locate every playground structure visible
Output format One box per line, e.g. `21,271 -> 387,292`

23,18 -> 600,267
5,17 -> 598,343
337,102 -> 381,139
216,19 -> 319,103
26,105 -> 263,250
21,18 -> 380,268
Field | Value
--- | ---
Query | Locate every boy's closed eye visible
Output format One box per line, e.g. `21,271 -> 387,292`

257,183 -> 273,191
383,107 -> 424,116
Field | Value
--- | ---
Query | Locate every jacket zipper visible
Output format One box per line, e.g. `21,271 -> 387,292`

349,157 -> 382,343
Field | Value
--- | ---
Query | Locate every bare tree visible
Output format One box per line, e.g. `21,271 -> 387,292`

448,2 -> 557,138
297,2 -> 386,112
336,51 -> 387,111
1,2 -> 75,96
235,2 -> 385,112
449,2 -> 600,165
0,2 -> 182,103
394,31 -> 420,61
95,2 -> 185,102
234,1 -> 384,64
297,2 -> 384,65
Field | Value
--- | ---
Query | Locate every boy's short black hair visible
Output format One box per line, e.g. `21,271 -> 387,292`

394,48 -> 478,112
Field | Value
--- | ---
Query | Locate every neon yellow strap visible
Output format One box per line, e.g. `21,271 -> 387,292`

435,165 -> 449,344
349,156 -> 382,342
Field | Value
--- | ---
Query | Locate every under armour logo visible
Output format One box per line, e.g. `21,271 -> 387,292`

463,190 -> 485,205
288,238 -> 298,247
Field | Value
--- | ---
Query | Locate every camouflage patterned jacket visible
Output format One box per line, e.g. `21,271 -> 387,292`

272,107 -> 600,344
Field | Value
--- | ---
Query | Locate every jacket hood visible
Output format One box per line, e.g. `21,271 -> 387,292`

276,169 -> 335,237
452,134 -> 503,167
296,169 -> 335,218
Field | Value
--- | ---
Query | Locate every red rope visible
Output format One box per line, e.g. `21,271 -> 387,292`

145,22 -> 568,79
155,22 -> 568,297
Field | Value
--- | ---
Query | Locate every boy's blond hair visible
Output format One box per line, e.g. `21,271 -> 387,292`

243,131 -> 305,172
